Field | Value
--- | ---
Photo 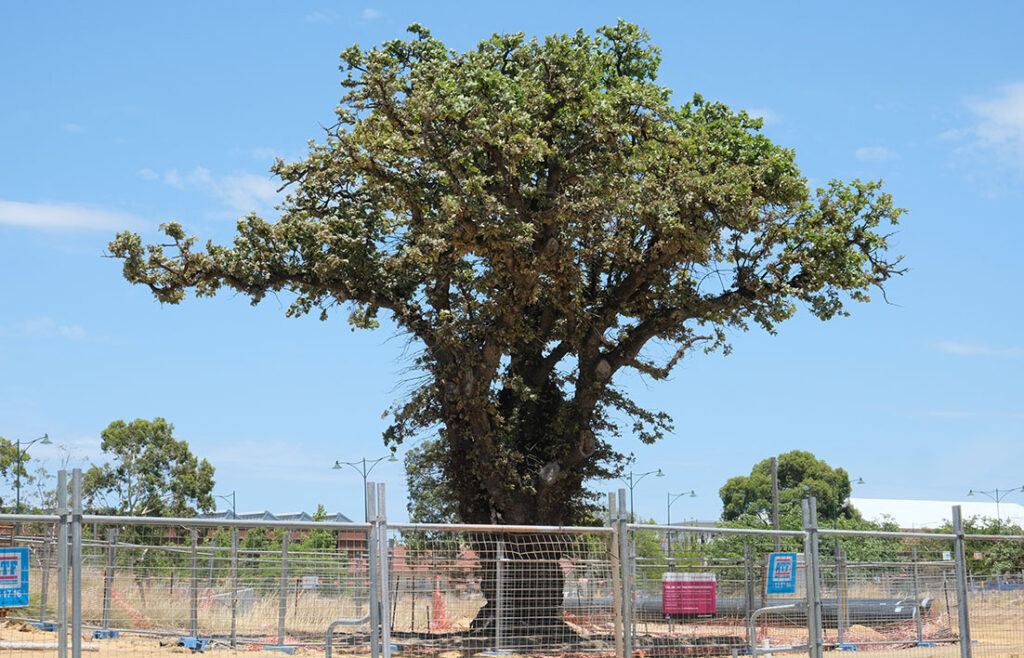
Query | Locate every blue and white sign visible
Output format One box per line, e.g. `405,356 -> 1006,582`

766,552 -> 797,594
0,548 -> 29,607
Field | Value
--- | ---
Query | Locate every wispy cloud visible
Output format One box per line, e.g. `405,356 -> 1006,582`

0,199 -> 142,231
912,409 -> 976,419
304,8 -> 381,24
933,340 -> 1024,358
3,317 -> 87,341
140,166 -> 282,213
745,107 -> 780,126
946,82 -> 1024,173
855,146 -> 897,162
304,10 -> 341,23
62,123 -> 84,133
250,146 -> 285,162
909,408 -> 1024,420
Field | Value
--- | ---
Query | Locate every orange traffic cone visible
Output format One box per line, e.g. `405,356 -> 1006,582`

429,575 -> 451,632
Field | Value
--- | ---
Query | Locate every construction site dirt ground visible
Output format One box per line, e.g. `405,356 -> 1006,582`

0,615 -> 1020,658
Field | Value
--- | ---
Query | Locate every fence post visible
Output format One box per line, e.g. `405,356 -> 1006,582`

839,544 -> 847,642
802,497 -> 823,658
366,483 -> 380,658
102,527 -> 118,631
617,489 -> 633,658
952,505 -> 972,658
230,528 -> 239,649
608,493 -> 624,658
278,530 -> 290,646
495,537 -> 505,652
39,525 -> 52,624
911,545 -> 923,644
837,547 -> 846,645
71,468 -> 82,658
57,470 -> 68,658
191,529 -> 199,638
376,482 -> 392,658
743,542 -> 754,649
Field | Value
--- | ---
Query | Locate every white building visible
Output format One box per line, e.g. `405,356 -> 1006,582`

851,497 -> 1024,530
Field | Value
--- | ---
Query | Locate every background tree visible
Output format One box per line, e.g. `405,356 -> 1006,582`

720,450 -> 859,525
404,439 -> 458,524
715,451 -> 910,563
109,23 -> 903,637
0,436 -> 44,512
83,418 -> 216,517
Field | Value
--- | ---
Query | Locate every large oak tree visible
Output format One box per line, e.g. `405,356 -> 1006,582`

110,22 -> 902,639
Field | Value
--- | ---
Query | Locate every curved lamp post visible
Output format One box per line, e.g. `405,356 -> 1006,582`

334,454 -> 398,516
619,468 -> 664,521
16,434 -> 51,514
215,491 -> 237,518
667,490 -> 696,527
666,490 -> 696,555
968,486 -> 1024,528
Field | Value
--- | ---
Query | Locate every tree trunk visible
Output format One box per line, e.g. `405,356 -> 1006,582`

468,533 -> 577,646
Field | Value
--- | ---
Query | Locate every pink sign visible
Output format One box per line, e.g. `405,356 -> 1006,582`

662,572 -> 716,615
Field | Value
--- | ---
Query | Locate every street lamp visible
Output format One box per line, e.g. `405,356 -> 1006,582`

666,490 -> 696,556
334,454 -> 398,516
618,468 -> 664,521
667,490 -> 696,527
215,491 -> 237,518
968,486 -> 1024,528
15,434 -> 51,515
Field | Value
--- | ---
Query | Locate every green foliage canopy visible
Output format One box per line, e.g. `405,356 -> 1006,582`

83,418 -> 216,517
110,23 -> 903,526
719,450 -> 859,524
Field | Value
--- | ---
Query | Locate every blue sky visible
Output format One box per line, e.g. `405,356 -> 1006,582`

2,2 -> 1023,524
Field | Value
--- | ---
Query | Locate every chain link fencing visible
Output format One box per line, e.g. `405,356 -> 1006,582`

0,472 -> 1022,658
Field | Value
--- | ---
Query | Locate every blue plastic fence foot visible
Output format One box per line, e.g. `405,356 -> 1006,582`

30,622 -> 57,632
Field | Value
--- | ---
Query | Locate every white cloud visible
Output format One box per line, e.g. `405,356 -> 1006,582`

950,82 -> 1024,171
163,168 -> 183,187
250,146 -> 284,161
5,317 -> 87,341
933,340 -> 1024,358
0,199 -> 142,230
855,146 -> 896,162
912,409 -> 976,419
969,83 -> 1024,146
62,123 -> 83,133
215,172 -> 281,212
745,107 -> 780,126
304,10 -> 340,23
305,8 -> 380,24
142,166 -> 282,213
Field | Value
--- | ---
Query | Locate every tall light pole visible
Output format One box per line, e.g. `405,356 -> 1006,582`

215,491 -> 237,518
619,468 -> 664,521
666,490 -> 696,556
667,490 -> 696,527
15,434 -> 51,514
968,486 -> 1024,528
334,454 -> 398,516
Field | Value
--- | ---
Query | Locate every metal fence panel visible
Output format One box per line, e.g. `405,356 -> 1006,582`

386,523 -> 617,654
628,523 -> 810,657
819,532 -> 962,656
7,487 -> 1024,658
958,535 -> 1024,658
